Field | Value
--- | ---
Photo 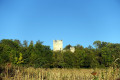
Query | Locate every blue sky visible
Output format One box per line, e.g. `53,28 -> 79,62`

0,0 -> 120,49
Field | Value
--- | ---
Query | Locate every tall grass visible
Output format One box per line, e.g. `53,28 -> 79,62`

1,66 -> 120,80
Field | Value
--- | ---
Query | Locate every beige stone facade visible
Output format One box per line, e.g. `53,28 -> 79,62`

70,47 -> 75,53
53,40 -> 63,51
53,40 -> 75,52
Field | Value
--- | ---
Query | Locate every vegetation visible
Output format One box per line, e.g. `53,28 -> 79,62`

0,39 -> 120,79
1,67 -> 120,80
0,39 -> 120,68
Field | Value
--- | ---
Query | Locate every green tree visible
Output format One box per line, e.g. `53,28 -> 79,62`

64,44 -> 72,50
101,47 -> 113,67
93,40 -> 101,49
23,40 -> 28,47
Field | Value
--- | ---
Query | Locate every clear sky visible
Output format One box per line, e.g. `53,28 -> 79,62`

0,0 -> 120,49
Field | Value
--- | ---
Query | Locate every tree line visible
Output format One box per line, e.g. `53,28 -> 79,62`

0,39 -> 120,68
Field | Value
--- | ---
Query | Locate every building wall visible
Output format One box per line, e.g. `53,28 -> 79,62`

70,47 -> 75,53
53,40 -> 63,51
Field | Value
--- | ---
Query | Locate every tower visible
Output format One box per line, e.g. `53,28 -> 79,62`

53,40 -> 63,51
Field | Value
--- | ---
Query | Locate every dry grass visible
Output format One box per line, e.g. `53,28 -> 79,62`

1,67 -> 120,80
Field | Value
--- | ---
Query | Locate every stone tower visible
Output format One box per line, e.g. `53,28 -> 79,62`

53,40 -> 63,51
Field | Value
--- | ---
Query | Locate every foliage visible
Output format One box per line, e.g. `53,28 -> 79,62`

15,52 -> 24,64
0,39 -> 120,68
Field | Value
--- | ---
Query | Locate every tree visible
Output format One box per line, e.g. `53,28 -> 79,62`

63,51 -> 75,68
1,39 -> 19,50
14,39 -> 22,47
88,45 -> 93,49
75,44 -> 84,50
23,40 -> 28,47
33,40 -> 52,68
93,40 -> 101,49
52,52 -> 65,68
101,47 -> 113,67
64,44 -> 72,50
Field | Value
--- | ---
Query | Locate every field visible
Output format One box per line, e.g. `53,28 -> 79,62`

1,67 -> 120,80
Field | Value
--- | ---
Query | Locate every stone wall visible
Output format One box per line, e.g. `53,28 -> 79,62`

53,40 -> 63,51
70,47 -> 75,53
